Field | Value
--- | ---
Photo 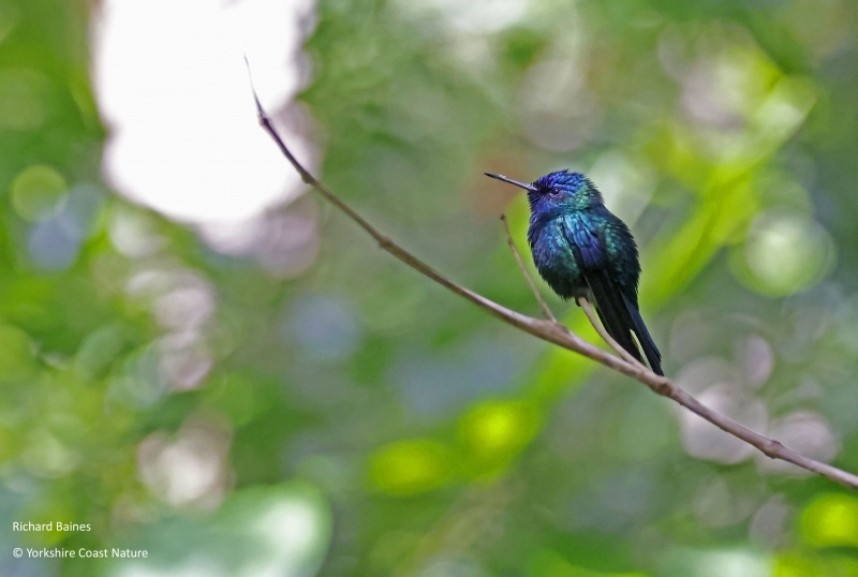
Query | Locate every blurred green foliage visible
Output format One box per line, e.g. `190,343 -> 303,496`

3,0 -> 858,576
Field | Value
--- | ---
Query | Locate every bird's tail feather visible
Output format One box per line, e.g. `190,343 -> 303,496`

587,272 -> 664,376
622,293 -> 663,376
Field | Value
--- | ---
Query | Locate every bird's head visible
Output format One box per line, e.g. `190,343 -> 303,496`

485,169 -> 602,213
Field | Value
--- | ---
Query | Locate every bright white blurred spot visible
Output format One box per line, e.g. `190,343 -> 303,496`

669,549 -> 771,577
124,264 -> 216,389
678,384 -> 767,464
94,0 -> 316,223
111,485 -> 330,577
673,356 -> 738,396
589,151 -> 657,223
138,414 -> 231,509
110,208 -> 168,258
681,55 -> 751,129
155,283 -> 215,332
116,557 -> 225,577
706,551 -> 770,577
126,264 -> 215,326
252,500 -> 324,571
126,268 -> 175,302
159,332 -> 213,391
741,211 -> 835,296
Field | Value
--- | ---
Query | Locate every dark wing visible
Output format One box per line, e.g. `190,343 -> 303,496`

562,213 -> 662,374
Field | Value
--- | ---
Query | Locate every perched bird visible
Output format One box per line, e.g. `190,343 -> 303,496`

486,169 -> 663,375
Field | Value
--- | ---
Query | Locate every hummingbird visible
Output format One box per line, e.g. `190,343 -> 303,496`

486,169 -> 663,375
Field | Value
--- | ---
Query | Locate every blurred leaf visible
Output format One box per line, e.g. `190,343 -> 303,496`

369,439 -> 455,495
800,493 -> 858,548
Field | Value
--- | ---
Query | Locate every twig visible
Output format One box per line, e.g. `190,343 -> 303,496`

578,296 -> 648,370
499,213 -> 557,323
247,73 -> 858,492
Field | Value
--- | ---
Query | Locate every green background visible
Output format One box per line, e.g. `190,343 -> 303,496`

2,0 -> 858,575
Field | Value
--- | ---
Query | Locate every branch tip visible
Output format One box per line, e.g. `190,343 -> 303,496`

243,56 -> 265,118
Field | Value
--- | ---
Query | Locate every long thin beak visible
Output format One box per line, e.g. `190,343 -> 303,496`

484,172 -> 537,193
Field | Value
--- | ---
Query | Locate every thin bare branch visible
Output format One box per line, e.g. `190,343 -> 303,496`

499,213 -> 557,323
249,78 -> 858,492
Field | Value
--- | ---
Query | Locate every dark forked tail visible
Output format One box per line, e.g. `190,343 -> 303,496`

622,293 -> 663,376
586,271 -> 663,376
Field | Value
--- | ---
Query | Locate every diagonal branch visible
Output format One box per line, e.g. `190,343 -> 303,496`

247,77 -> 858,491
